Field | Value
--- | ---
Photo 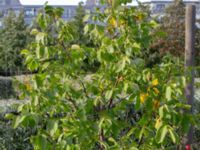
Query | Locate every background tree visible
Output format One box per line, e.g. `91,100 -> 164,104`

151,0 -> 200,74
195,19 -> 200,74
0,10 -> 30,76
69,2 -> 86,44
68,2 -> 100,72
153,0 -> 185,57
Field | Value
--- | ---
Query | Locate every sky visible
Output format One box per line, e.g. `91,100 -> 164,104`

20,0 -> 136,5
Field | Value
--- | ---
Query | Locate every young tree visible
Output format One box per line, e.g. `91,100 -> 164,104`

12,1 -> 194,149
0,10 -> 29,75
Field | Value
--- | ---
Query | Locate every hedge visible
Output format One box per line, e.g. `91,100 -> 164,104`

0,77 -> 16,99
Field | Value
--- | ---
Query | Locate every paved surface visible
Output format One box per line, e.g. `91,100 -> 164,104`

0,99 -> 27,113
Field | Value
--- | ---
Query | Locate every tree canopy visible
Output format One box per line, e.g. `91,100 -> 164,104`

0,10 -> 30,75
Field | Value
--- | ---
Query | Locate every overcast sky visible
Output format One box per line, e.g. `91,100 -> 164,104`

20,0 -> 136,5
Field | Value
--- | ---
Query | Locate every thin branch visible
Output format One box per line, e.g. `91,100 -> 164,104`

79,80 -> 89,98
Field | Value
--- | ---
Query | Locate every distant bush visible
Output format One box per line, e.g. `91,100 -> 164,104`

0,104 -> 34,150
0,77 -> 16,99
0,10 -> 31,76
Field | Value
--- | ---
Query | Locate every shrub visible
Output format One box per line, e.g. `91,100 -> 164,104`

0,77 -> 16,99
10,1 -> 197,149
0,104 -> 34,150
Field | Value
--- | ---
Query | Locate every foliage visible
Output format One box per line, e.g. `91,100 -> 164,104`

10,1 -> 195,149
195,20 -> 200,75
152,0 -> 185,57
193,82 -> 200,148
69,2 -> 87,45
0,10 -> 30,76
152,0 -> 200,60
0,76 -> 16,99
68,2 -> 100,72
0,120 -> 34,150
0,104 -> 34,150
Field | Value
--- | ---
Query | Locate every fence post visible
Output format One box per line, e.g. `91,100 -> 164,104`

185,5 -> 196,147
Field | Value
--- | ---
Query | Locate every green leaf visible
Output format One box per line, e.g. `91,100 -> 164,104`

130,147 -> 139,150
135,96 -> 141,111
13,115 -> 26,129
166,86 -> 172,101
31,135 -> 51,150
98,118 -> 105,129
5,113 -> 14,120
181,115 -> 191,133
156,125 -> 168,143
117,58 -> 126,72
54,7 -> 64,18
31,29 -> 39,35
42,62 -> 50,71
37,13 -> 47,30
47,120 -> 58,136
108,137 -> 118,146
21,49 -> 29,55
28,60 -> 39,71
149,20 -> 159,28
168,128 -> 179,143
139,126 -> 145,141
105,89 -> 113,100
159,106 -> 164,118
36,32 -> 46,44
33,95 -> 39,106
83,14 -> 90,22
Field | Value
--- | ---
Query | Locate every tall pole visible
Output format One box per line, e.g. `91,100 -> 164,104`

185,5 -> 196,148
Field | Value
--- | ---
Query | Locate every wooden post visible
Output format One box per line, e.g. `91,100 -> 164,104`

185,5 -> 196,147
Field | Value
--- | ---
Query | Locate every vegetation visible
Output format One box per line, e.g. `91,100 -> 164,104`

0,10 -> 30,76
0,104 -> 33,150
153,0 -> 185,56
0,77 -> 16,99
69,2 -> 87,45
152,0 -> 200,59
5,1 -> 198,149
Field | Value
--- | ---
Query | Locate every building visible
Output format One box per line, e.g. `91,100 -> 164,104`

0,0 -> 79,25
140,0 -> 200,18
86,0 -> 100,6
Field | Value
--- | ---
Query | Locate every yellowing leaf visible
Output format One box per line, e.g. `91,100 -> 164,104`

109,17 -> 117,28
71,44 -> 80,50
153,100 -> 160,109
152,79 -> 158,86
153,87 -> 160,95
155,118 -> 162,129
140,93 -> 148,104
